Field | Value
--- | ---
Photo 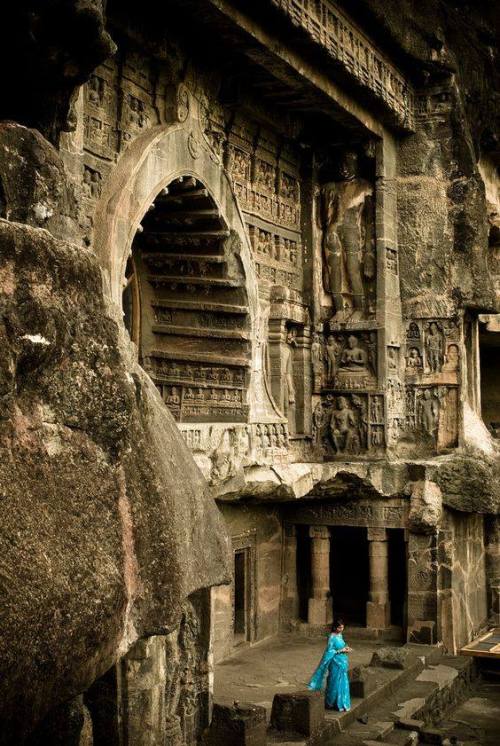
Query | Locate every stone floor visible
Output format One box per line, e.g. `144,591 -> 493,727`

213,632 -> 395,716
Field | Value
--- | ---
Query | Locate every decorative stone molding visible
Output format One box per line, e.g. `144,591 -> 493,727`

270,0 -> 415,130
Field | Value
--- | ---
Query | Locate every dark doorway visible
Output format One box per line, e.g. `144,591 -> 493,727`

479,322 -> 500,438
296,524 -> 312,622
234,549 -> 248,645
330,527 -> 369,626
84,665 -> 120,746
388,529 -> 407,628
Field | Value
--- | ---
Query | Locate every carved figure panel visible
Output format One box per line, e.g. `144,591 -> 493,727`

321,151 -> 376,321
405,319 -> 460,384
322,330 -> 377,390
405,384 -> 459,452
315,393 -> 384,457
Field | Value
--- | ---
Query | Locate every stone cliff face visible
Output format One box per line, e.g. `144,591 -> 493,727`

0,124 -> 230,742
0,0 -> 498,742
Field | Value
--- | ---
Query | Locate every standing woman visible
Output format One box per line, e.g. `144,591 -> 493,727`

307,619 -> 352,711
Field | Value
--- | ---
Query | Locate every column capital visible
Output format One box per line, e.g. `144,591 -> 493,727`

309,525 -> 330,540
367,527 -> 388,542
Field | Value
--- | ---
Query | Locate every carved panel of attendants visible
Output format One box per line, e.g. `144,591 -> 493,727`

404,318 -> 461,385
321,149 -> 376,324
312,393 -> 385,458
405,385 -> 458,452
399,318 -> 460,453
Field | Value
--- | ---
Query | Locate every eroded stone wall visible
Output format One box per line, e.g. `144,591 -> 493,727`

212,504 -> 283,662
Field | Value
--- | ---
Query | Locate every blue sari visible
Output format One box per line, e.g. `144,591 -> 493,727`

307,633 -> 351,711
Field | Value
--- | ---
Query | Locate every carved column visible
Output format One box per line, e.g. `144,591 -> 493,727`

308,526 -> 333,625
293,324 -> 312,436
366,527 -> 391,629
281,524 -> 299,624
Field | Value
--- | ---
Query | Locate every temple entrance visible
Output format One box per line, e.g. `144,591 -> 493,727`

234,548 -> 250,646
388,529 -> 407,628
330,527 -> 369,626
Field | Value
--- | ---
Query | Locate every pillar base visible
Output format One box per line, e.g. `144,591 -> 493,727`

366,601 -> 391,629
308,597 -> 333,626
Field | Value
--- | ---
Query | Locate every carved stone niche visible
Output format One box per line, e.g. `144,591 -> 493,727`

317,392 -> 385,458
404,384 -> 458,453
268,317 -> 311,437
320,148 -> 376,323
405,318 -> 460,385
322,328 -> 377,391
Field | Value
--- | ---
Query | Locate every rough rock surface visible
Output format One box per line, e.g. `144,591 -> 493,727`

370,647 -> 420,670
0,127 -> 230,742
434,452 -> 500,513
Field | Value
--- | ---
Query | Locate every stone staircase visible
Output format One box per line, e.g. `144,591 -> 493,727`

206,644 -> 476,746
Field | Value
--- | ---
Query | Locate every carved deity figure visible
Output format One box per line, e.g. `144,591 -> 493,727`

311,333 -> 324,390
330,396 -> 360,454
283,330 -> 296,414
325,336 -> 341,383
322,151 -> 375,321
340,334 -> 369,371
387,347 -> 398,371
425,322 -> 444,373
406,347 -> 423,371
443,343 -> 459,372
312,402 -> 324,448
418,388 -> 439,436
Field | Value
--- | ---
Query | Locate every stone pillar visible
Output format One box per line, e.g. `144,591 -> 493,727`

366,527 -> 391,629
281,524 -> 299,624
308,526 -> 333,625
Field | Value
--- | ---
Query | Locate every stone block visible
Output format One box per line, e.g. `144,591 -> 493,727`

270,691 -> 323,737
407,620 -> 436,645
397,718 -> 424,731
208,703 -> 267,746
349,666 -> 381,698
370,647 -> 418,670
419,726 -> 448,744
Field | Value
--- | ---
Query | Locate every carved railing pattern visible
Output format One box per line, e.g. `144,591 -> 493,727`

270,0 -> 415,130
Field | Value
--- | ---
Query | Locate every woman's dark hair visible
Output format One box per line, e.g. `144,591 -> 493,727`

332,618 -> 344,631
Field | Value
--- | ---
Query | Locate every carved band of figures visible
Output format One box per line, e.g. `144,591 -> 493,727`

270,0 -> 415,129
248,224 -> 301,267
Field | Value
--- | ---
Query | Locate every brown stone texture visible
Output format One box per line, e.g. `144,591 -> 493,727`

0,125 -> 229,742
0,0 -> 499,742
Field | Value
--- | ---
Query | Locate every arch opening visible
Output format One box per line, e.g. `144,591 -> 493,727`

124,174 -> 251,423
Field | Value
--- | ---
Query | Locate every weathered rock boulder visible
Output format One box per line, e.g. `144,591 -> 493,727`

434,452 -> 500,513
0,128 -> 230,743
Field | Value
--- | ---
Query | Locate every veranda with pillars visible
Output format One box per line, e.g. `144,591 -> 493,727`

282,522 -> 404,634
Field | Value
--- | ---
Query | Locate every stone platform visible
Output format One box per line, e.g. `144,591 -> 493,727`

214,633 -> 396,716
212,633 -> 485,745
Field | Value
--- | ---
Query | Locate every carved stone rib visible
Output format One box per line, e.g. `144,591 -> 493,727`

152,324 -> 250,341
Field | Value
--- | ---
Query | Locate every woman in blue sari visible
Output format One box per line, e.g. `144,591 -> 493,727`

307,619 -> 351,711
